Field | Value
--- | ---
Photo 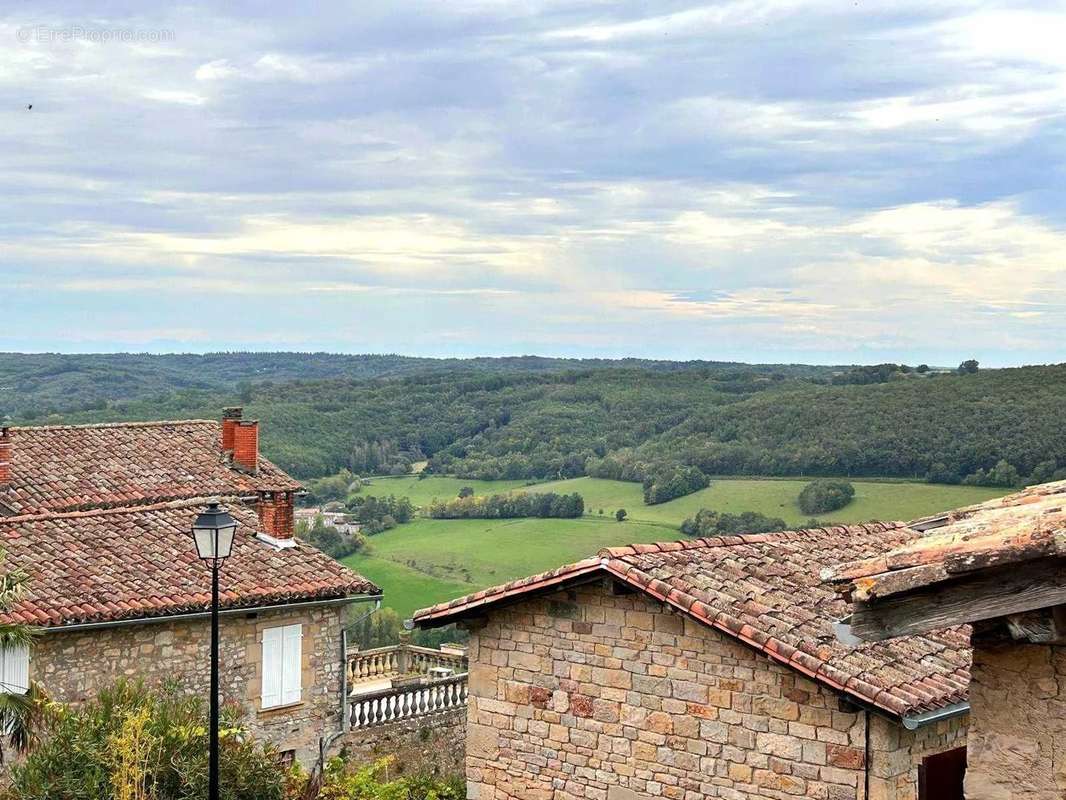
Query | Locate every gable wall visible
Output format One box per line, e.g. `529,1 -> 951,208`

963,638 -> 1066,799
465,582 -> 966,800
30,604 -> 345,765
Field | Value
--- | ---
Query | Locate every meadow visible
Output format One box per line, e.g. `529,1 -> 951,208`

343,476 -> 1006,618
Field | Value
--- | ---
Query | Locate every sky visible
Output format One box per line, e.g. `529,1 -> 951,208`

2,1 -> 1066,366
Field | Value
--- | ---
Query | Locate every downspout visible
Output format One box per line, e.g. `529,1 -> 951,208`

319,598 -> 382,767
864,708 -> 871,800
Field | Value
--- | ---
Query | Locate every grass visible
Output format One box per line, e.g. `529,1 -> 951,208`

528,477 -> 1005,527
346,475 -> 1008,618
343,515 -> 669,619
343,556 -> 474,620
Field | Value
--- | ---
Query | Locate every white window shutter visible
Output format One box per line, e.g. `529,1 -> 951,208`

281,624 -> 302,705
261,627 -> 283,709
0,644 -> 28,695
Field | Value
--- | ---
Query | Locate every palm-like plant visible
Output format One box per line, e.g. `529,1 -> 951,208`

0,552 -> 42,763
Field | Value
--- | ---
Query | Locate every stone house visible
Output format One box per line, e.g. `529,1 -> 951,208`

828,479 -> 1066,800
0,410 -> 380,764
414,521 -> 973,799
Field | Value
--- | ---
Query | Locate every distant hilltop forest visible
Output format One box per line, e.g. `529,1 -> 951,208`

1,352 -> 1063,489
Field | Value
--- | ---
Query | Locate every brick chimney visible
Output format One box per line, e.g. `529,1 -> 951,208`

0,427 -> 10,486
257,490 -> 295,548
221,407 -> 242,452
232,420 -> 259,474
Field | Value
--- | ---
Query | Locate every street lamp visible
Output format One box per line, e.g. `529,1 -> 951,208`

191,500 -> 238,800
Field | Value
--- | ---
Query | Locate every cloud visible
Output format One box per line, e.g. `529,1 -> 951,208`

2,0 -> 1066,364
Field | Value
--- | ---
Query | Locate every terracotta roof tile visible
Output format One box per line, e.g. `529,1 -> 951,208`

826,479 -> 1066,601
0,499 -> 377,627
0,421 -> 301,515
414,524 -> 970,718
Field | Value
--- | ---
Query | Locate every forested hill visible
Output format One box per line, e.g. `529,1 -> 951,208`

4,353 -> 1063,487
0,352 -> 833,418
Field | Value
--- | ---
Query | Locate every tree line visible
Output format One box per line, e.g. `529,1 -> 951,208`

426,491 -> 585,519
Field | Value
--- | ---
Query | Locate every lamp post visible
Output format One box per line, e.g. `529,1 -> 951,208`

191,500 -> 238,800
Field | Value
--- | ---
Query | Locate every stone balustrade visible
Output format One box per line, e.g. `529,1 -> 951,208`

347,640 -> 468,686
348,672 -> 468,729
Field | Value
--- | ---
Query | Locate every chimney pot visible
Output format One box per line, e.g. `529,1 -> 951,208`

221,407 -> 243,452
232,420 -> 259,473
0,427 -> 10,486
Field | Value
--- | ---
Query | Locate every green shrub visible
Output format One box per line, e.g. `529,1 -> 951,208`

642,467 -> 709,505
962,459 -> 1023,488
797,480 -> 855,514
5,680 -> 285,800
5,684 -> 464,800
680,509 -> 786,537
297,519 -> 366,559
300,757 -> 463,799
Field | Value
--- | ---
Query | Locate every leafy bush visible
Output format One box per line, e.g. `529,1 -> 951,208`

292,757 -> 463,800
680,509 -> 787,537
4,684 -> 464,800
962,459 -> 1023,488
642,466 -> 709,505
614,509 -> 627,522
797,480 -> 855,514
345,496 -> 415,534
426,492 -> 584,520
5,680 -> 286,800
298,519 -> 366,559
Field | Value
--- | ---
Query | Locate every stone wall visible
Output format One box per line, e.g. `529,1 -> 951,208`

31,604 -> 346,765
465,582 -> 968,800
965,638 -> 1066,799
868,713 -> 968,799
334,707 -> 466,777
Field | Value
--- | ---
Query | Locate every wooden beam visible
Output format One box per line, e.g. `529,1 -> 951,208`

849,557 -> 1066,641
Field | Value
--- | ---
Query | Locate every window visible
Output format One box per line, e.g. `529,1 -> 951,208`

0,644 -> 29,695
918,747 -> 966,800
261,624 -> 302,709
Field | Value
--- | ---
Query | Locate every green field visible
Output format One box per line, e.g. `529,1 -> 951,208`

345,477 -> 1007,618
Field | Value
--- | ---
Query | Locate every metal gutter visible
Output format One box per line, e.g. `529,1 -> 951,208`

901,701 -> 970,730
38,594 -> 382,634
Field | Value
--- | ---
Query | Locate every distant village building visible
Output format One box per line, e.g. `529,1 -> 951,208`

295,506 -> 362,535
0,410 -> 379,764
416,521 -> 974,799
829,481 -> 1066,800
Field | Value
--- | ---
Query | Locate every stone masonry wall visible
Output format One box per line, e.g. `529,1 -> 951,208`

31,604 -> 345,765
334,707 -> 466,778
466,582 -> 968,800
965,638 -> 1066,799
868,713 -> 968,799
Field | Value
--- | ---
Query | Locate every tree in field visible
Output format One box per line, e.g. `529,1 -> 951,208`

798,480 -> 855,515
0,552 -> 41,763
457,486 -> 474,498
957,359 -> 979,374
615,509 -> 627,522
